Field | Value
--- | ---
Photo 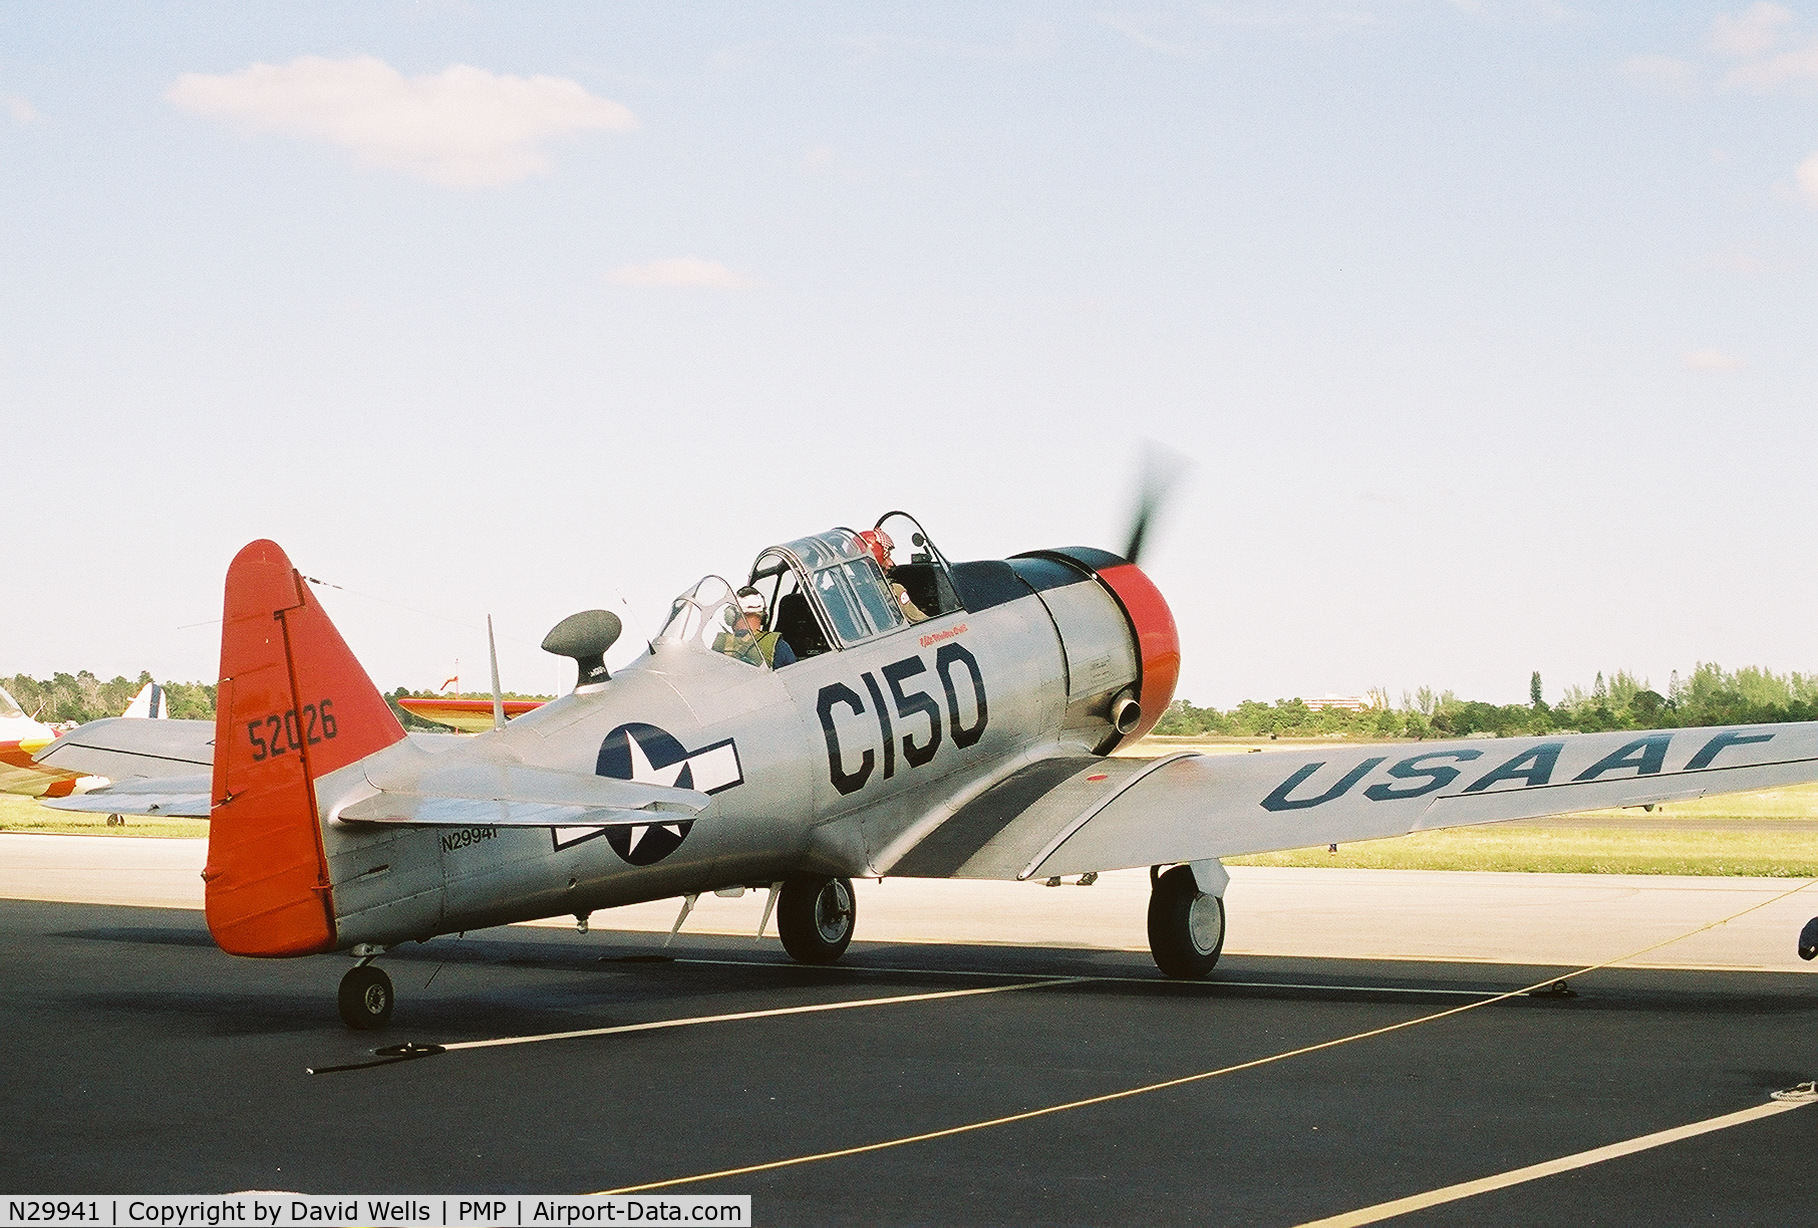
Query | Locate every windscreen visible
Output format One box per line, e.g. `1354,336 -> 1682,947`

656,576 -> 769,668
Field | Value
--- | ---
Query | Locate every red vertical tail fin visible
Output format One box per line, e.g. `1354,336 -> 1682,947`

205,540 -> 406,957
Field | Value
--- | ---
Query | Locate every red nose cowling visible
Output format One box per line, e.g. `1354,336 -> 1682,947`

1093,562 -> 1181,742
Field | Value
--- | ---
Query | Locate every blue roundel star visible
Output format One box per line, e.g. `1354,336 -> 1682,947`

586,723 -> 743,864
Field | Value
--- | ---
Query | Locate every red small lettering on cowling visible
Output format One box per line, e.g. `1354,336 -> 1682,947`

919,622 -> 967,649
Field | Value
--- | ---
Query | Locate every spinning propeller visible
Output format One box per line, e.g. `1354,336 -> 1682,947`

1121,442 -> 1191,567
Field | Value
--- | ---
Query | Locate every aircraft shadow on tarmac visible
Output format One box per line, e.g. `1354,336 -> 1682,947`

45,912 -> 1818,1036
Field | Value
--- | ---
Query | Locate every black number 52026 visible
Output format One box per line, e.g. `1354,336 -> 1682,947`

247,698 -> 338,761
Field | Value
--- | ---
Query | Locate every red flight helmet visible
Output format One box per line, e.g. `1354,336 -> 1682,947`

855,528 -> 894,569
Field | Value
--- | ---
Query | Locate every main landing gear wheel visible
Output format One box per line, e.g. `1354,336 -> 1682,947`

338,964 -> 395,1030
1147,865 -> 1225,979
777,875 -> 857,965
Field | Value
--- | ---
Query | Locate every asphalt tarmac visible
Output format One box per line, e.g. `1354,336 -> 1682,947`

5,895 -> 1818,1227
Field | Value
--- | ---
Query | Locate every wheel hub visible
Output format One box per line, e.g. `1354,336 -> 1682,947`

815,881 -> 853,942
1187,893 -> 1222,954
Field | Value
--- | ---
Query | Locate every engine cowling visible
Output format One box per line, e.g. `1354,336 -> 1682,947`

1007,547 -> 1181,751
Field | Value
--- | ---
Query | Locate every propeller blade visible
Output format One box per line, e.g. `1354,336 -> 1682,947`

1121,442 -> 1190,566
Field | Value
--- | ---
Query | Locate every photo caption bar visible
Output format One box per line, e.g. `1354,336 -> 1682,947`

2,1198 -> 750,1228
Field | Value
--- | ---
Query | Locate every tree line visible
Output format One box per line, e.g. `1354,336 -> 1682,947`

1151,662 -> 1818,739
13,663 -> 1818,741
3,672 -> 217,724
1,675 -> 562,732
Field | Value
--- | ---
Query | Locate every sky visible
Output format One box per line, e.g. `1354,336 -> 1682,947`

2,1 -> 1815,708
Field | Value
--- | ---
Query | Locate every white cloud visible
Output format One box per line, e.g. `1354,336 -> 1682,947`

7,95 -> 41,123
1708,3 -> 1795,57
1685,348 -> 1744,372
166,55 -> 636,188
1726,41 -> 1818,90
607,258 -> 753,290
1693,3 -> 1818,91
1620,54 -> 1697,92
1799,152 -> 1818,206
1700,240 -> 1803,274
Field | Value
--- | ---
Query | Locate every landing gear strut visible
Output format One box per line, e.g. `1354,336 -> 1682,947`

1147,864 -> 1225,979
338,964 -> 395,1030
776,875 -> 856,965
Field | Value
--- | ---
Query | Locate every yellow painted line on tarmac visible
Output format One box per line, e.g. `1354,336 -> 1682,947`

596,877 -> 1818,1195
677,956 -> 1501,997
439,977 -> 1081,1053
1293,1095 -> 1817,1227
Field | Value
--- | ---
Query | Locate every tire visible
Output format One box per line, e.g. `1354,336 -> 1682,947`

338,964 -> 395,1030
777,876 -> 856,965
1147,865 -> 1225,979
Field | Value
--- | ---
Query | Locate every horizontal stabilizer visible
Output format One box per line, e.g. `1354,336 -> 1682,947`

33,717 -> 214,781
44,774 -> 212,818
337,793 -> 699,828
333,752 -> 711,829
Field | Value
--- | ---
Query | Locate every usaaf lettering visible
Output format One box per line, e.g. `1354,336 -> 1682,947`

245,699 -> 338,761
1363,749 -> 1484,802
1461,742 -> 1563,793
1261,757 -> 1386,812
1573,733 -> 1671,781
1686,727 -> 1774,770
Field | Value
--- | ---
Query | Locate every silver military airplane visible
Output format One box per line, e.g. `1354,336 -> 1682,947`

39,510 -> 1818,1028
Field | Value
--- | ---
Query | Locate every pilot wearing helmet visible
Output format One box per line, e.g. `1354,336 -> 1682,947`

714,587 -> 797,667
856,529 -> 929,624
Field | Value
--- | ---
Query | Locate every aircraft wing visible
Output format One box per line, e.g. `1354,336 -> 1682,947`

42,774 -> 213,818
32,719 -> 468,780
395,696 -> 542,732
32,717 -> 215,781
884,722 -> 1818,881
44,753 -> 711,828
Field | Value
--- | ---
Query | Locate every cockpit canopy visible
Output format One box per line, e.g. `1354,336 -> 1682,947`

754,530 -> 902,650
655,514 -> 963,670
654,576 -> 771,667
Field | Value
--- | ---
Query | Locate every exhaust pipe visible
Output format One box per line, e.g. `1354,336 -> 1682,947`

1110,694 -> 1142,737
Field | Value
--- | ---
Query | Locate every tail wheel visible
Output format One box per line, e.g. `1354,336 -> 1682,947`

338,964 -> 395,1030
777,876 -> 856,965
1147,865 -> 1225,979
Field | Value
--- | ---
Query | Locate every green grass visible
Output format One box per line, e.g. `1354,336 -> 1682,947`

1228,826 -> 1818,877
1225,781 -> 1818,876
0,791 -> 206,838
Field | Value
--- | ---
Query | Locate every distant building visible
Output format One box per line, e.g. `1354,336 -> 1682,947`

1302,694 -> 1380,712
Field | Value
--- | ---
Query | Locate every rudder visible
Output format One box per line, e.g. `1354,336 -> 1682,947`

205,540 -> 406,956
